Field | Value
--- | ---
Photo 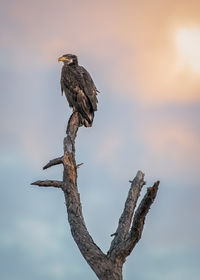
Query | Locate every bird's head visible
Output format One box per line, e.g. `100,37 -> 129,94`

58,54 -> 78,65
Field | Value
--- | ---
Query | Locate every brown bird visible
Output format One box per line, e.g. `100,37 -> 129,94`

58,54 -> 98,127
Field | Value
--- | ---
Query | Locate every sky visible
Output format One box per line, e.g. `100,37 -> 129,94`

0,0 -> 200,279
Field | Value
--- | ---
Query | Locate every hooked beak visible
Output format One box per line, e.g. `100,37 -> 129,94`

58,56 -> 67,62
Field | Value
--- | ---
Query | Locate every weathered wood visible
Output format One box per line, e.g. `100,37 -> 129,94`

62,112 -> 112,279
31,180 -> 63,188
110,181 -> 159,260
43,156 -> 63,170
109,171 -> 145,254
31,111 -> 159,280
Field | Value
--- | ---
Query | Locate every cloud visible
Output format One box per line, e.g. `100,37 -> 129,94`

0,218 -> 61,258
96,131 -> 122,165
133,107 -> 200,181
0,215 -> 89,279
1,0 -> 200,104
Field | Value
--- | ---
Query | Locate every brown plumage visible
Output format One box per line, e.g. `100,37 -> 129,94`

58,54 -> 98,127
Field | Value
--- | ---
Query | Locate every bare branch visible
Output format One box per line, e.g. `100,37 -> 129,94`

76,163 -> 84,168
66,111 -> 80,139
43,156 -> 63,170
62,113 -> 113,278
31,180 -> 63,188
114,181 -> 159,259
32,109 -> 160,280
109,171 -> 145,253
130,181 -> 159,242
64,112 -> 80,154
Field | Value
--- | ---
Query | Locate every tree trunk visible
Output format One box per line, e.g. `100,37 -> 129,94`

32,112 -> 159,279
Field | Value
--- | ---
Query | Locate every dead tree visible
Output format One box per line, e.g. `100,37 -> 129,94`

32,112 -> 159,280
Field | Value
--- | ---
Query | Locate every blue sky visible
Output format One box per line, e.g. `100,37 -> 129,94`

1,0 -> 200,279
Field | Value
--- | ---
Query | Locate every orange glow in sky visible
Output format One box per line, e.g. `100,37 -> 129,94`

176,28 -> 200,73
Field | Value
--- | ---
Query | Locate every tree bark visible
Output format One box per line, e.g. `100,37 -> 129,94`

31,112 -> 159,280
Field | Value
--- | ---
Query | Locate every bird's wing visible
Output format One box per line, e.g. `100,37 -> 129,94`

78,66 -> 98,111
60,67 -> 78,108
61,66 -> 94,123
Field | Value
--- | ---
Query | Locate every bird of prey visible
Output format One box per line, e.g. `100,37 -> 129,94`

58,54 -> 98,127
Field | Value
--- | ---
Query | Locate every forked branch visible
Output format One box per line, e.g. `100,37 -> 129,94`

31,112 -> 159,280
109,170 -> 146,252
